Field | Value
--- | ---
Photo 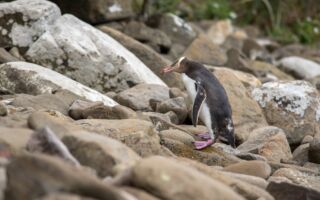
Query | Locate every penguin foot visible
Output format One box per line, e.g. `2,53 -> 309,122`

193,139 -> 214,150
197,132 -> 211,140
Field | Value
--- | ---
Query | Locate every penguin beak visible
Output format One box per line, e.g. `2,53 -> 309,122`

160,65 -> 175,74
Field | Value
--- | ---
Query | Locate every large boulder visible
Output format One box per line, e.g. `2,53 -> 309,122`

0,62 -> 117,106
251,81 -> 320,146
237,126 -> 292,162
24,14 -> 166,93
131,156 -> 245,200
50,0 -> 136,24
0,0 -> 61,48
213,67 -> 268,143
97,25 -> 184,89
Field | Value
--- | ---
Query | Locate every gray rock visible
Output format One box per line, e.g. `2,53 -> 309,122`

25,14 -> 166,93
51,0 -> 136,24
184,34 -> 226,66
98,25 -> 184,89
223,160 -> 271,179
116,84 -> 169,111
156,97 -> 188,123
279,56 -> 320,79
0,102 -> 7,116
122,186 -> 161,200
39,193 -> 98,200
309,135 -> 320,164
68,100 -> 104,120
26,127 -> 80,166
267,181 -> 320,200
131,156 -> 245,200
237,126 -> 292,162
251,81 -> 320,145
5,153 -> 128,200
159,13 -> 196,49
11,93 -> 70,115
0,0 -> 61,48
0,106 -> 34,128
0,62 -> 117,106
0,48 -> 20,64
74,119 -> 172,158
302,135 -> 314,144
292,143 -> 309,165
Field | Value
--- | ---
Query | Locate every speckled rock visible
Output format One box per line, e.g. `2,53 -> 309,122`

251,81 -> 320,145
0,0 -> 61,48
25,14 -> 166,93
0,62 -> 117,106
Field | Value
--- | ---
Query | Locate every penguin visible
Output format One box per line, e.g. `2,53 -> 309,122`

161,57 -> 236,149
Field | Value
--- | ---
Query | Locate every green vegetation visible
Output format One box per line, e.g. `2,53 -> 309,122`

151,0 -> 320,45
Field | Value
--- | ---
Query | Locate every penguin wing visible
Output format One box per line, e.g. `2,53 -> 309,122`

192,81 -> 207,127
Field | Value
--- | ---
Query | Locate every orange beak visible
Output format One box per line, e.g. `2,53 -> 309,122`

160,65 -> 175,74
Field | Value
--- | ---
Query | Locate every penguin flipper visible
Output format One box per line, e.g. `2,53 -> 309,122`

192,82 -> 207,127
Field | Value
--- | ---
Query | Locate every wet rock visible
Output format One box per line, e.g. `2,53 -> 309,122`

279,56 -> 320,79
0,102 -> 7,116
237,126 -> 292,162
69,100 -> 137,120
51,0 -> 135,24
0,62 -> 117,106
158,13 -> 196,48
155,97 -> 188,123
251,81 -> 320,146
184,34 -> 226,66
292,143 -> 309,165
213,67 -> 268,142
0,0 -> 61,48
5,153 -> 127,200
97,25 -> 184,89
116,84 -> 169,111
26,127 -> 80,166
223,160 -> 271,179
267,181 -> 320,200
131,156 -> 245,200
25,14 -> 166,93
75,119 -> 171,157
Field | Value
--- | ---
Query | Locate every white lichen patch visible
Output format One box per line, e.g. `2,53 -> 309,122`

251,81 -> 318,118
108,3 -> 122,13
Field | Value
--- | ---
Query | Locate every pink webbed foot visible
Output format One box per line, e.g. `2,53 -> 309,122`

193,139 -> 214,150
197,132 -> 211,140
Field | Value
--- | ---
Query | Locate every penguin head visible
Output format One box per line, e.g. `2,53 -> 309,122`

161,56 -> 188,74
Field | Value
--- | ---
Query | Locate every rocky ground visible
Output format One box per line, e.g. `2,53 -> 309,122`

0,0 -> 320,200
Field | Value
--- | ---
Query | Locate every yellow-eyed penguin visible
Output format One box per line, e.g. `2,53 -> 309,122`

161,57 -> 236,149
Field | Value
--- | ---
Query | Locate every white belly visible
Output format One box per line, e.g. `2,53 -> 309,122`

181,73 -> 214,138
